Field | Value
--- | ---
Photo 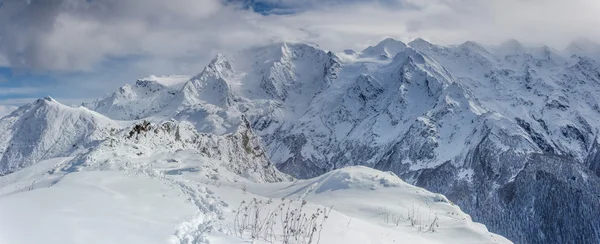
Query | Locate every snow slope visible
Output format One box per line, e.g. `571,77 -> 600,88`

0,157 -> 509,244
240,166 -> 510,244
0,170 -> 197,244
0,97 -> 120,175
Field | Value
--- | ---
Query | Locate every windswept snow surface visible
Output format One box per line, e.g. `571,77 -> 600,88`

0,159 -> 509,244
0,170 -> 196,244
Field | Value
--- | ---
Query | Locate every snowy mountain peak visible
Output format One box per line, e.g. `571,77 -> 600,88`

391,47 -> 456,90
408,37 -> 434,50
134,79 -> 169,92
170,53 -> 238,108
361,38 -> 407,59
496,39 -> 525,54
42,96 -> 56,103
458,40 -> 487,53
181,73 -> 234,108
0,99 -> 117,175
82,77 -> 180,120
204,53 -> 234,78
245,42 -> 332,102
566,37 -> 600,59
530,45 -> 565,64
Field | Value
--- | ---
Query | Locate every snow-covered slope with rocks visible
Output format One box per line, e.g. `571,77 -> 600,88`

2,37 -> 600,243
58,117 -> 289,183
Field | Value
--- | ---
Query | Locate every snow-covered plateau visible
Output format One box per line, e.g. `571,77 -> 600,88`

2,37 -> 600,243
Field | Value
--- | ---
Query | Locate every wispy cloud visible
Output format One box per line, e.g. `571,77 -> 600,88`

0,0 -> 264,72
0,105 -> 17,117
0,87 -> 39,96
1,0 -> 598,73
0,97 -> 39,106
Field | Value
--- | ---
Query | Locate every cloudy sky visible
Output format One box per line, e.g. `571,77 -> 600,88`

0,0 -> 599,116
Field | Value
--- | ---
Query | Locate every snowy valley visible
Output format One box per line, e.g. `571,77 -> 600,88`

2,37 -> 600,243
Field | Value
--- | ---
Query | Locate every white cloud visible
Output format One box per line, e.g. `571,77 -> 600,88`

0,87 -> 39,96
0,105 -> 17,117
0,0 -> 229,71
0,54 -> 8,67
264,0 -> 600,50
0,0 -> 598,74
0,97 -> 39,106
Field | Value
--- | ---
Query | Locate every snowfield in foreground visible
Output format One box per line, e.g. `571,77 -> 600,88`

0,156 -> 510,244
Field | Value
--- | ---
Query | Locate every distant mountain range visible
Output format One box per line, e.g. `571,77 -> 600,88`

2,37 -> 600,243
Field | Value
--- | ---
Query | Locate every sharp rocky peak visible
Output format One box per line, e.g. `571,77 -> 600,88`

408,38 -> 434,49
37,96 -> 57,105
134,78 -> 169,92
370,38 -> 407,49
196,53 -> 234,79
458,41 -> 488,53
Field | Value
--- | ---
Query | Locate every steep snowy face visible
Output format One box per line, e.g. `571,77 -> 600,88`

229,43 -> 337,113
0,97 -> 118,175
409,38 -> 600,163
179,54 -> 237,108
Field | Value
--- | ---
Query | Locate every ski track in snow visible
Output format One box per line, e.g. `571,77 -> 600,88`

108,157 -> 223,244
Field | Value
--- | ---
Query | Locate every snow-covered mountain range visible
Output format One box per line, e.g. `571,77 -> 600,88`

2,37 -> 600,243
